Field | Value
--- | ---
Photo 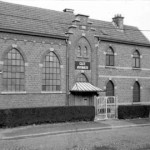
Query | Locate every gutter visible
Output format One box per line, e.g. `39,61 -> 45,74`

95,35 -> 150,47
0,28 -> 68,40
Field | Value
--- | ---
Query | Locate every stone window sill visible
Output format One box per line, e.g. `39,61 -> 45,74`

41,91 -> 63,94
105,66 -> 116,69
132,67 -> 141,70
1,91 -> 27,94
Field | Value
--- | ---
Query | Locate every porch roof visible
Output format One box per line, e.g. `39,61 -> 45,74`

70,82 -> 102,92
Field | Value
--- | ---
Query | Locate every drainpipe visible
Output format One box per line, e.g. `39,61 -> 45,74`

66,39 -> 69,106
96,38 -> 101,95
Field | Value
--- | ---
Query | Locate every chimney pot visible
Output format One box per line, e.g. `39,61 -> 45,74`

63,8 -> 74,13
113,14 -> 124,30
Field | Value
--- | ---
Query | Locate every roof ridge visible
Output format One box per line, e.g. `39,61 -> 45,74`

0,0 -> 64,14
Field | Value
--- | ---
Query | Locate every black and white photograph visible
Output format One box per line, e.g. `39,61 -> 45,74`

0,0 -> 150,149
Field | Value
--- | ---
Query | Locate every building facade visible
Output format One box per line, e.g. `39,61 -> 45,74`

0,1 -> 150,110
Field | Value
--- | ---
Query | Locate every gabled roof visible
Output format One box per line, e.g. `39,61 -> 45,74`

0,1 -> 74,37
0,1 -> 150,45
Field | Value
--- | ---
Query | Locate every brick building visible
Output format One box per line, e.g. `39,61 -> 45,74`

0,1 -> 150,112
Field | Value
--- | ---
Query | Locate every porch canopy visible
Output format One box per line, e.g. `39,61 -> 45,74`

70,82 -> 102,94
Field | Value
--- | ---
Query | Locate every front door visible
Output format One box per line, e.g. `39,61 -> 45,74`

83,97 -> 90,106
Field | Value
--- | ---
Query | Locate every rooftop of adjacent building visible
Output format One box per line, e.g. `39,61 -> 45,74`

0,1 -> 150,46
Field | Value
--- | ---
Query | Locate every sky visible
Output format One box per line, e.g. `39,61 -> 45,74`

1,0 -> 150,41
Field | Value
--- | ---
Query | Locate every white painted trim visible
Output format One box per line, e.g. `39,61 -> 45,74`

95,44 -> 99,47
99,75 -> 150,79
25,63 -> 29,67
60,65 -> 64,69
39,63 -> 43,67
12,44 -> 17,48
82,33 -> 86,36
118,102 -> 150,105
99,65 -> 150,71
140,55 -> 143,58
0,61 -> 4,65
50,48 -> 54,51
1,91 -> 27,94
41,91 -> 63,94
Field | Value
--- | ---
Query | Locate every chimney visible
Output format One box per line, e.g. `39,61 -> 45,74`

112,14 -> 124,30
63,8 -> 74,13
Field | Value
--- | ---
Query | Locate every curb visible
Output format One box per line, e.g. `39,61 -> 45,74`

1,123 -> 150,140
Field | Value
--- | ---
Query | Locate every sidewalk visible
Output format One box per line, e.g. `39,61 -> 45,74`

0,118 -> 150,140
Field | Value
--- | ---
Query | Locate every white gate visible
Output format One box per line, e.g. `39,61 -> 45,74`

95,96 -> 118,120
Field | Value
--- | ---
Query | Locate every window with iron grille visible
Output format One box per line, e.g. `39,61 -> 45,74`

106,47 -> 114,66
3,49 -> 25,91
133,81 -> 140,102
42,52 -> 61,91
106,81 -> 114,96
133,50 -> 140,68
76,73 -> 88,82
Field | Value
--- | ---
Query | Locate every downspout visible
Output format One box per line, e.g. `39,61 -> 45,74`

65,39 -> 69,106
96,38 -> 101,95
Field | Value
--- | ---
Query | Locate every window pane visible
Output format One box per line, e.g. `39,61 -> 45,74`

106,55 -> 110,66
2,49 -> 25,91
42,52 -> 61,91
77,46 -> 81,56
133,82 -> 140,102
106,81 -> 114,96
109,55 -> 114,66
76,73 -> 88,82
136,58 -> 140,68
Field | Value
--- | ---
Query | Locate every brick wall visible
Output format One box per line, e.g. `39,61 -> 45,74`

98,41 -> 150,104
0,32 -> 67,109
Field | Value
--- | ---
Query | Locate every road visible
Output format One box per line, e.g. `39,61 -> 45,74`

0,126 -> 150,150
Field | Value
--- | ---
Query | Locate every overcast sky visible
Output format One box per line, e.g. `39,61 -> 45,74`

1,0 -> 150,41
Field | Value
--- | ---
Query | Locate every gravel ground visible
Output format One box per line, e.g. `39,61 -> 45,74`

0,126 -> 150,150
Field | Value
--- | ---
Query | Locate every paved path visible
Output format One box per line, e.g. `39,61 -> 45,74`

0,118 -> 150,140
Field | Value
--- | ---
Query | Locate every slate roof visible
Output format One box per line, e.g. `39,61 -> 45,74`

0,1 -> 150,45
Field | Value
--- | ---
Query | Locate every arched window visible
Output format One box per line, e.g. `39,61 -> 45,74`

133,50 -> 140,68
106,81 -> 114,96
83,46 -> 88,57
133,81 -> 140,102
76,73 -> 88,82
3,49 -> 25,91
42,52 -> 61,91
77,46 -> 82,57
106,47 -> 114,66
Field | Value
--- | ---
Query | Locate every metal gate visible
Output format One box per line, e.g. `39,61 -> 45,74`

95,96 -> 118,120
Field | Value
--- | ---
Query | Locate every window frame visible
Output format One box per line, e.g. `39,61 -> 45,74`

133,81 -> 140,102
2,48 -> 25,92
106,81 -> 114,96
133,50 -> 140,68
42,51 -> 61,92
76,73 -> 88,82
83,46 -> 88,57
77,46 -> 82,57
106,47 -> 115,66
